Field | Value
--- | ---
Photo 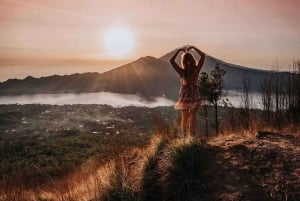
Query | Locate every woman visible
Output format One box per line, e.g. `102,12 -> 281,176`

170,45 -> 205,137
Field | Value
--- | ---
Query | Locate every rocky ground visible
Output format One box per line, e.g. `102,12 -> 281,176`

206,131 -> 300,201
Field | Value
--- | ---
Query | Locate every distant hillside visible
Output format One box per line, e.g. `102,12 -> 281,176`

99,56 -> 179,99
0,56 -> 180,99
0,48 -> 289,100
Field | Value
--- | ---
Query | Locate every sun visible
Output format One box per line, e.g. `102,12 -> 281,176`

103,27 -> 134,57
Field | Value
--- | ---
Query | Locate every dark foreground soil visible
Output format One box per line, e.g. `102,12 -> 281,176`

204,131 -> 300,201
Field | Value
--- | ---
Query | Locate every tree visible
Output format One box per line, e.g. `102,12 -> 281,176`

198,72 -> 210,136
261,77 -> 273,123
199,64 -> 226,135
289,60 -> 300,123
241,72 -> 253,129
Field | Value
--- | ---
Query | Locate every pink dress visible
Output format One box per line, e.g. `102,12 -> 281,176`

174,67 -> 202,111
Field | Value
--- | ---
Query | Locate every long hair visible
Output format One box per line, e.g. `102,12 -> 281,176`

181,53 -> 196,80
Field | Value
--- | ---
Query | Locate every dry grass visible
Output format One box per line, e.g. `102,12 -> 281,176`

1,124 -> 299,201
0,134 -> 164,201
0,131 -> 187,201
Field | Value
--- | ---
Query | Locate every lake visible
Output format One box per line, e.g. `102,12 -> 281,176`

0,91 -> 263,109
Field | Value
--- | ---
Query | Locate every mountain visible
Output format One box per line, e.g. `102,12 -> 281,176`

0,48 -> 289,100
159,49 -> 289,92
0,56 -> 180,99
99,56 -> 179,99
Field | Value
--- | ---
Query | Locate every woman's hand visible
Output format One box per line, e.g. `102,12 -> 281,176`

177,46 -> 187,53
177,45 -> 194,53
184,45 -> 205,69
188,46 -> 194,51
184,45 -> 193,52
188,46 -> 204,55
186,45 -> 199,52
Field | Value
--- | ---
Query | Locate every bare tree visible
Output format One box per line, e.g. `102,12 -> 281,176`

289,61 -> 300,123
261,76 -> 273,123
240,72 -> 253,129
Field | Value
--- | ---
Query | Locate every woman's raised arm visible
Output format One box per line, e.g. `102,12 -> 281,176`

188,46 -> 205,69
170,48 -> 185,76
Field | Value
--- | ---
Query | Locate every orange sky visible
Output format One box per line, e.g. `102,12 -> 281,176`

0,0 -> 300,81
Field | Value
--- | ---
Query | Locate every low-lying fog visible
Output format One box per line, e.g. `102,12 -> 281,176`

0,91 -> 263,109
0,92 -> 175,108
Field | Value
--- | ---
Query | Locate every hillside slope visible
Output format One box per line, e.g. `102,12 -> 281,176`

99,132 -> 300,201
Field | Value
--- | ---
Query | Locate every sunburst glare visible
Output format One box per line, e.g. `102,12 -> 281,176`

103,27 -> 134,57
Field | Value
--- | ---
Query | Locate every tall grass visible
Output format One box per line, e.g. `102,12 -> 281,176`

158,140 -> 216,201
1,119 -> 298,201
98,135 -> 219,201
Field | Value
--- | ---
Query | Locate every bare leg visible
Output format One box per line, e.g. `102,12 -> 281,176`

181,110 -> 189,137
189,110 -> 197,138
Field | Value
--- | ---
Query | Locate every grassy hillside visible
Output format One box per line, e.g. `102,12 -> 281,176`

0,104 -> 299,201
1,131 -> 299,201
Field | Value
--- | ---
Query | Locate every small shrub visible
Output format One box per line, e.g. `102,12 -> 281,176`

158,141 -> 216,201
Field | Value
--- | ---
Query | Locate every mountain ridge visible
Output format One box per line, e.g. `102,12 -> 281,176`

0,48 -> 289,100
